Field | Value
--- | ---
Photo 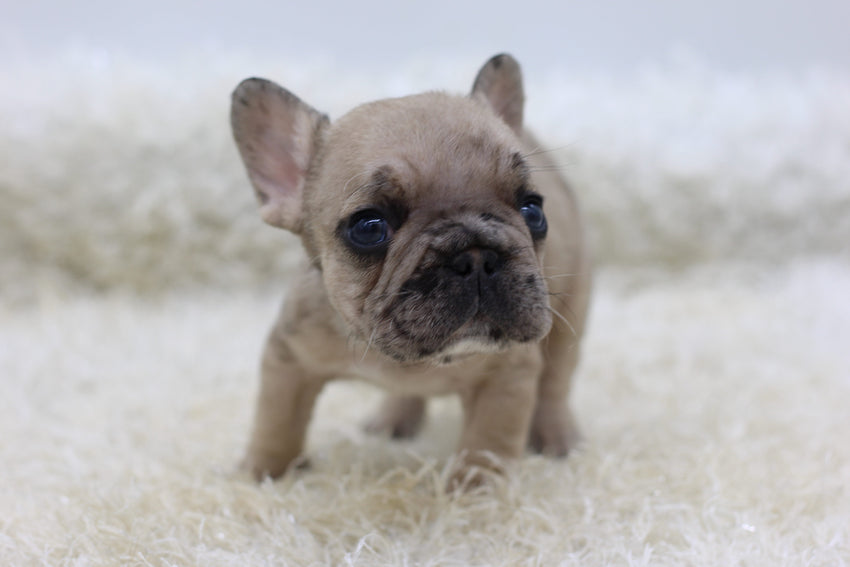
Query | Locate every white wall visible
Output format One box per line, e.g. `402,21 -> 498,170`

3,0 -> 849,74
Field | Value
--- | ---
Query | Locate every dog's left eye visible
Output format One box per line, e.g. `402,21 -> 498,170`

520,197 -> 547,239
347,210 -> 391,251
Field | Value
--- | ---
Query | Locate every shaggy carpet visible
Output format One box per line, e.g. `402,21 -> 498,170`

2,51 -> 849,565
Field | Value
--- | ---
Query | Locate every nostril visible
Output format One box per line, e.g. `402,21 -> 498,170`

481,249 -> 501,275
448,248 -> 502,278
450,251 -> 475,277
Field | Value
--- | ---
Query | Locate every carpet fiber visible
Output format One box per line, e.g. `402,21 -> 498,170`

2,51 -> 849,565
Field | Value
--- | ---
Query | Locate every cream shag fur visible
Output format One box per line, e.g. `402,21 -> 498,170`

1,52 -> 849,565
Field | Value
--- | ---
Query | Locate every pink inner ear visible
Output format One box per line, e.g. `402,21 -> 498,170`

251,128 -> 306,205
231,77 -> 328,232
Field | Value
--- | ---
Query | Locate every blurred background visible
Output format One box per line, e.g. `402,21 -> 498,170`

2,0 -> 849,301
5,0 -> 850,74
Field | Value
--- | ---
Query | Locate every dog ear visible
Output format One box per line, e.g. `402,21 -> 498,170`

231,78 -> 328,233
471,53 -> 524,134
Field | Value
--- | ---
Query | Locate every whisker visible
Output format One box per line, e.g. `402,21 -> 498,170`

521,143 -> 576,158
547,292 -> 582,334
359,327 -> 378,363
526,164 -> 574,173
543,265 -> 591,277
521,143 -> 544,157
547,291 -> 572,312
521,143 -> 578,175
547,305 -> 577,338
373,288 -> 417,303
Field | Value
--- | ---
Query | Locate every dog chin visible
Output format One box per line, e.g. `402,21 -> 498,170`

382,311 -> 553,364
439,338 -> 507,360
380,339 -> 504,367
412,332 -> 515,366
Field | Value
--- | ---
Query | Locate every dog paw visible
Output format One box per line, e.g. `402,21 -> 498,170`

240,451 -> 306,481
445,451 -> 506,493
362,395 -> 426,439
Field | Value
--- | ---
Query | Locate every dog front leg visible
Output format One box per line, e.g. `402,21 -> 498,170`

450,348 -> 540,489
242,331 -> 326,480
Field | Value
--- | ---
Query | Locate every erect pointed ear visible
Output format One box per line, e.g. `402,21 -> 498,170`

470,53 -> 525,134
231,78 -> 329,232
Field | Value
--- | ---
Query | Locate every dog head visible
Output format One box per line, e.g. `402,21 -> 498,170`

231,54 -> 552,362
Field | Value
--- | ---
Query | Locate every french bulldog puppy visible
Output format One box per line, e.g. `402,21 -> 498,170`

230,54 -> 591,486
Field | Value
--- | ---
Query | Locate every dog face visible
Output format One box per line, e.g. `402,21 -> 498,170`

307,94 -> 552,362
232,56 -> 552,363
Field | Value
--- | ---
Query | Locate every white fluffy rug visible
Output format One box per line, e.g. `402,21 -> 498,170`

2,51 -> 849,565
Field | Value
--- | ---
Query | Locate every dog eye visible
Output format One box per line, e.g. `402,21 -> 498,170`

347,210 -> 391,250
519,197 -> 547,239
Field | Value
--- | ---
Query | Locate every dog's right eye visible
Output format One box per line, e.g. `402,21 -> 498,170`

346,210 -> 391,252
519,195 -> 547,240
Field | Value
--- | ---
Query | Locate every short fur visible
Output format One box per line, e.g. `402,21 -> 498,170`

230,54 -> 591,487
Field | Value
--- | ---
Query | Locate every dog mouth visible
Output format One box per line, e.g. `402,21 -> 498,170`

377,315 -> 513,363
381,311 -> 549,364
369,270 -> 551,363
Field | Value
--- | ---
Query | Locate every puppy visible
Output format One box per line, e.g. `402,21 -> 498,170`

230,54 -> 591,486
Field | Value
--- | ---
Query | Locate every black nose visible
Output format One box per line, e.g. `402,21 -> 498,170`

449,248 -> 502,278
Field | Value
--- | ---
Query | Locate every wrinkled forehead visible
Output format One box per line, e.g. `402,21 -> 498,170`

327,98 -> 530,214
342,150 -> 529,216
